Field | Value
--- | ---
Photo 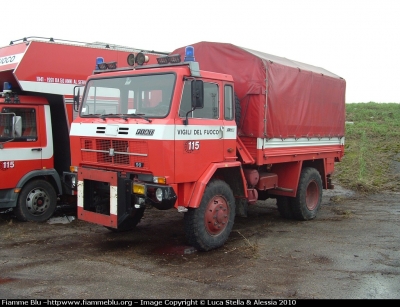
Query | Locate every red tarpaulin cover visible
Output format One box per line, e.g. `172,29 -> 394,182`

172,42 -> 346,139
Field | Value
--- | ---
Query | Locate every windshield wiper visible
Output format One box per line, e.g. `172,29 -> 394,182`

122,113 -> 152,122
86,114 -> 107,120
99,113 -> 152,123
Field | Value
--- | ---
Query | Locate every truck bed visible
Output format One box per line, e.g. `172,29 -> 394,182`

172,42 -> 346,139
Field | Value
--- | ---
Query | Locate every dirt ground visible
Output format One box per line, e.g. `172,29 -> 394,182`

0,185 -> 399,299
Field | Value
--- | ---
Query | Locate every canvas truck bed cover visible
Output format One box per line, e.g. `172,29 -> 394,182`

172,42 -> 346,139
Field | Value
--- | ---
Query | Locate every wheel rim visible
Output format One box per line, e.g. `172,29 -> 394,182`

204,196 -> 230,235
25,188 -> 50,216
306,180 -> 320,210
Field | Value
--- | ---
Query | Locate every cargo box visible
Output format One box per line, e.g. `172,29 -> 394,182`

172,42 -> 346,139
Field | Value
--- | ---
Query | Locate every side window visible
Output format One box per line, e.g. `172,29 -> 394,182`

224,85 -> 234,120
0,112 -> 13,138
194,83 -> 218,119
0,107 -> 37,141
179,81 -> 219,119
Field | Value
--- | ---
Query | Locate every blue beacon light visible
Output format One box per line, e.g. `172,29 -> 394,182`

3,82 -> 12,91
184,46 -> 195,62
95,57 -> 104,70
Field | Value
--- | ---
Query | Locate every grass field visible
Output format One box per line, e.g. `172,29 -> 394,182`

334,102 -> 400,193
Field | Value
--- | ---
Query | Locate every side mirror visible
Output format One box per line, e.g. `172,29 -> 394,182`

73,86 -> 82,112
191,80 -> 204,109
13,116 -> 22,137
183,80 -> 204,126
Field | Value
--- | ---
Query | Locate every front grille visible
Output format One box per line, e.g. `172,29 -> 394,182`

97,139 -> 113,163
80,138 -> 148,169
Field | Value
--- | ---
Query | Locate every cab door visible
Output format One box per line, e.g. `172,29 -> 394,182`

222,84 -> 237,162
175,80 -> 224,183
0,105 -> 43,189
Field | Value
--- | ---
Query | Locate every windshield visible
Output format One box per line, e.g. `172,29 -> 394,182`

80,73 -> 175,118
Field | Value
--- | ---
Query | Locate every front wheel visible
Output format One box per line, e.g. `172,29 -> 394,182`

184,180 -> 236,251
14,179 -> 57,222
291,167 -> 323,220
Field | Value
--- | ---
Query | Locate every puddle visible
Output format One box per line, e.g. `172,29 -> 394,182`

0,277 -> 15,284
47,216 -> 76,224
324,184 -> 356,198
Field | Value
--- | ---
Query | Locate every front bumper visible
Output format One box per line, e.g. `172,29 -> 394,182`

144,183 -> 177,210
76,167 -> 177,229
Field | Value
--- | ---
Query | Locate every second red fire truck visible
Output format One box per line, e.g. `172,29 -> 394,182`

0,37 -> 167,222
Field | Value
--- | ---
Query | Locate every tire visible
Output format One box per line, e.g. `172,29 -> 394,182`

105,207 -> 145,233
14,179 -> 57,222
276,196 -> 294,219
291,167 -> 323,221
184,179 -> 236,251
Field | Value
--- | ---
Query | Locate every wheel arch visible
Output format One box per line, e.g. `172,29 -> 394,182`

17,169 -> 62,195
269,159 -> 327,197
302,159 -> 327,189
4,170 -> 61,209
187,162 -> 246,208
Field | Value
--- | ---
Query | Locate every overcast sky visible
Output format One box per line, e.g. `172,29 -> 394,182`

2,0 -> 399,103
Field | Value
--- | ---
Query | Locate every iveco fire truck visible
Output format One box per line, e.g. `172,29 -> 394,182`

0,37 -> 168,222
66,42 -> 345,251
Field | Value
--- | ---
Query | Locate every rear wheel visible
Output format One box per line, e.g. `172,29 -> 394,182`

184,180 -> 235,251
291,167 -> 323,220
14,179 -> 57,222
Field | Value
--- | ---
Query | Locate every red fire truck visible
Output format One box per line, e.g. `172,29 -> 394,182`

67,42 -> 346,251
0,37 -> 168,222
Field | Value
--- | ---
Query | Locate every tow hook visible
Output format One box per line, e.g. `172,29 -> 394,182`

177,206 -> 188,213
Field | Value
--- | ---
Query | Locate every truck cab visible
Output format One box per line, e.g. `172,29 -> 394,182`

69,53 -> 241,239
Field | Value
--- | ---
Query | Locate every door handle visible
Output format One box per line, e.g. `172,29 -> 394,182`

219,126 -> 224,139
31,148 -> 42,151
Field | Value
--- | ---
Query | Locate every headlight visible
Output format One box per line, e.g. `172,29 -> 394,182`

155,188 -> 163,202
71,176 -> 76,188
